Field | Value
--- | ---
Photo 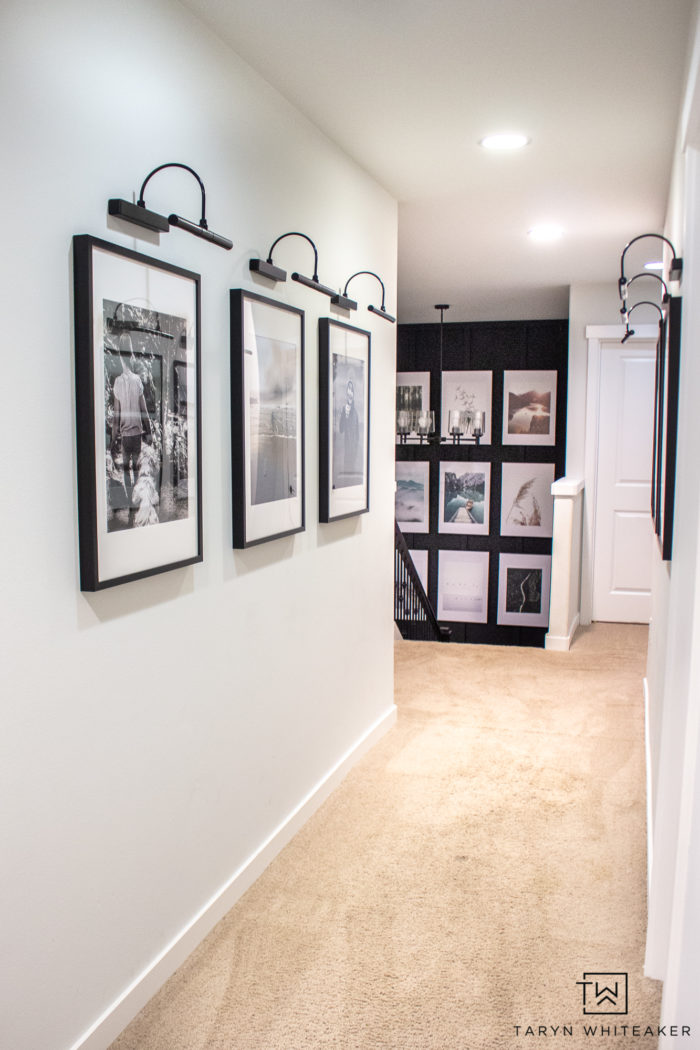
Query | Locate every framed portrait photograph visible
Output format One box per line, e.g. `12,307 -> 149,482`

396,370 -> 430,442
497,553 -> 552,627
500,462 -> 555,537
319,318 -> 370,522
230,289 -> 305,548
441,370 -> 492,443
438,461 -> 491,535
396,461 -> 430,533
437,550 -> 490,624
502,370 -> 557,446
73,235 -> 202,591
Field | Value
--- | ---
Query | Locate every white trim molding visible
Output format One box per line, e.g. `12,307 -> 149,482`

545,477 -> 584,651
69,705 -> 397,1050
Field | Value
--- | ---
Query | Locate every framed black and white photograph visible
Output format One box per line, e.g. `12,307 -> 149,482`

408,548 -> 428,594
500,462 -> 555,537
441,370 -> 492,443
497,553 -> 551,627
396,371 -> 430,442
73,235 -> 202,591
502,370 -> 557,446
319,318 -> 370,522
437,550 -> 490,624
230,289 -> 305,548
655,297 -> 681,560
438,461 -> 491,535
396,461 -> 430,533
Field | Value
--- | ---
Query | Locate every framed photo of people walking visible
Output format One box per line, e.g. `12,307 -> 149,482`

318,318 -> 371,522
230,289 -> 305,548
73,235 -> 202,591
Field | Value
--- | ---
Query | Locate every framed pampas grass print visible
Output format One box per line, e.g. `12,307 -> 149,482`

500,462 -> 555,537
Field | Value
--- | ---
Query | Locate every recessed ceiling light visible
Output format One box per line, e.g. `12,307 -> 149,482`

645,261 -> 664,270
479,132 -> 530,151
528,224 -> 564,242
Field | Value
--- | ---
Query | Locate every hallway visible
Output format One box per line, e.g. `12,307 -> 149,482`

110,625 -> 658,1050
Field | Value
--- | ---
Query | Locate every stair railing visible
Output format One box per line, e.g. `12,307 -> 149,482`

394,522 -> 451,642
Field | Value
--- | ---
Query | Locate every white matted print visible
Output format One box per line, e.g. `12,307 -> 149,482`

438,461 -> 490,535
408,548 -> 428,593
502,370 -> 557,446
396,371 -> 430,441
441,371 -> 492,443
396,461 -> 430,533
497,553 -> 552,627
438,550 -> 489,623
500,462 -> 555,537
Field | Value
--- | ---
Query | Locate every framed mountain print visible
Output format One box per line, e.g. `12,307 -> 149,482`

73,235 -> 202,591
502,370 -> 557,446
396,461 -> 430,533
319,318 -> 371,522
230,289 -> 305,548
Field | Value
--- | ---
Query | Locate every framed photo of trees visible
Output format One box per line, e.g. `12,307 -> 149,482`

73,235 -> 202,590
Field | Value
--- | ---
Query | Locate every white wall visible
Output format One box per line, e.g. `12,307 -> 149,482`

0,3 -> 397,1049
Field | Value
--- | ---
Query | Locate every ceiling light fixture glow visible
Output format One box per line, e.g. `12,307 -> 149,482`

479,132 -> 530,151
645,260 -> 664,270
528,224 -> 564,243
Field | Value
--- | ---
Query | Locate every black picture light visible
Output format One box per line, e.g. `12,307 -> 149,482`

621,300 -> 664,343
331,270 -> 395,323
108,162 -> 232,249
250,231 -> 337,296
619,233 -> 682,301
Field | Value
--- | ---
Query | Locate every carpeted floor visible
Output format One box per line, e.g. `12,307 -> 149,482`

110,624 -> 660,1049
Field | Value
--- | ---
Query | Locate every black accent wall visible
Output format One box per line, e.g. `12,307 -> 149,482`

396,318 -> 569,647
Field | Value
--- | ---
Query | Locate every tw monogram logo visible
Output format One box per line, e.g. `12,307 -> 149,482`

577,972 -> 629,1015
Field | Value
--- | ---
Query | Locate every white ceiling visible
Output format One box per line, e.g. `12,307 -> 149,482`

181,0 -> 694,322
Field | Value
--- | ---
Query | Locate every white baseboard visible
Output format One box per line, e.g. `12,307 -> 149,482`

70,704 -> 397,1050
544,613 -> 581,651
643,676 -> 654,901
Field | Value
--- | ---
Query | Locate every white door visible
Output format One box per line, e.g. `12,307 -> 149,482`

592,340 -> 656,623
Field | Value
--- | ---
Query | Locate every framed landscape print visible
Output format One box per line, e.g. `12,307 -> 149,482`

73,235 -> 202,591
497,553 -> 551,627
502,370 -> 557,446
500,462 -> 555,537
230,289 -> 305,548
437,550 -> 490,623
396,371 -> 430,442
438,461 -> 491,535
441,370 -> 492,443
319,318 -> 370,522
396,461 -> 430,533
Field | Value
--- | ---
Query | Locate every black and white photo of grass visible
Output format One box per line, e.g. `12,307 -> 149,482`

500,462 -> 555,537
505,567 -> 543,614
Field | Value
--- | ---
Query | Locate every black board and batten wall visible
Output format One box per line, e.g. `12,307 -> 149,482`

396,318 -> 569,648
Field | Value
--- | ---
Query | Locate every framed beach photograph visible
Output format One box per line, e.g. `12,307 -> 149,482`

396,461 -> 430,533
73,235 -> 202,591
230,290 -> 305,548
437,550 -> 490,624
319,318 -> 371,522
500,462 -> 555,537
438,461 -> 491,535
396,371 -> 430,442
497,553 -> 552,627
502,370 -> 557,446
441,370 -> 492,443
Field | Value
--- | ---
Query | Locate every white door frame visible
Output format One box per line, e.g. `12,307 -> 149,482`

581,323 -> 658,625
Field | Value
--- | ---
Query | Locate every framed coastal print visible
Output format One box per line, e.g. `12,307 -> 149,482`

408,548 -> 428,594
497,553 -> 551,627
230,289 -> 305,548
438,461 -> 491,535
396,371 -> 430,442
502,370 -> 557,446
319,318 -> 370,522
73,235 -> 202,591
437,550 -> 490,624
500,462 -> 555,537
396,461 -> 430,533
441,370 -> 492,443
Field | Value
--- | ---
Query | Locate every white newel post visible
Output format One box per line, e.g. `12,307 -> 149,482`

545,478 -> 585,652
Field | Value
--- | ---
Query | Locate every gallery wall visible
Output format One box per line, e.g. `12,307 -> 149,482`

0,3 -> 397,1049
396,318 -> 568,646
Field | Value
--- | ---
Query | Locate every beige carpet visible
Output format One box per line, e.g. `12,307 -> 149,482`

110,624 -> 660,1049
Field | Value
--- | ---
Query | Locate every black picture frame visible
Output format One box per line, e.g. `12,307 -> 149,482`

73,235 -> 202,591
230,289 -> 305,548
655,296 -> 682,561
319,317 -> 371,522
